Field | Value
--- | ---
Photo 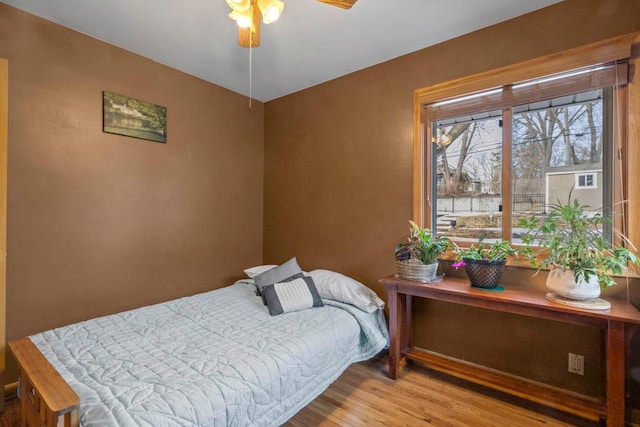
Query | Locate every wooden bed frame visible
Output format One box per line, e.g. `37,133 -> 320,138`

5,281 -> 384,427
9,338 -> 79,427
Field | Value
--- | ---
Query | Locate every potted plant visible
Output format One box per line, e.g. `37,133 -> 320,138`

395,220 -> 452,282
519,197 -> 639,300
453,239 -> 518,289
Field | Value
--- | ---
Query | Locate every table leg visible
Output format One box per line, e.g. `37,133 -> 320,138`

387,284 -> 399,379
404,295 -> 413,352
388,285 -> 408,379
606,320 -> 625,426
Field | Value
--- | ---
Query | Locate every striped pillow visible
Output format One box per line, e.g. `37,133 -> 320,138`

262,276 -> 323,316
253,257 -> 303,299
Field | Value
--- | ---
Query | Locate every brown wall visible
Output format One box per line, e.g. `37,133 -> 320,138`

264,0 -> 640,397
0,3 -> 264,345
2,0 -> 640,406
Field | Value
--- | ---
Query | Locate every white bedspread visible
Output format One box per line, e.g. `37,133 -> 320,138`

30,280 -> 388,426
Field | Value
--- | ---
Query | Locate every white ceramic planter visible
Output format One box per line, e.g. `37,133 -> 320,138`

546,266 -> 601,300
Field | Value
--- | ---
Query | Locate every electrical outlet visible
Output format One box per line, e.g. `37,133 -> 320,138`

568,353 -> 585,375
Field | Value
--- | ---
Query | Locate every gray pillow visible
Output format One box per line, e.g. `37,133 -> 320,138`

254,257 -> 303,297
262,276 -> 323,316
259,272 -> 304,305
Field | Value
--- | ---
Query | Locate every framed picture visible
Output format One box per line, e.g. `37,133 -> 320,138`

103,91 -> 167,143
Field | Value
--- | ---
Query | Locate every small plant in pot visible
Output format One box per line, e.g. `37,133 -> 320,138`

519,197 -> 639,300
395,220 -> 452,282
453,239 -> 518,289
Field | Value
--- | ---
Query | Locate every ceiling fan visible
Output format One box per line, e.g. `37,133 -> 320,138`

226,0 -> 358,48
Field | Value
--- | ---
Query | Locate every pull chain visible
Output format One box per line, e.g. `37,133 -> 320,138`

248,32 -> 253,111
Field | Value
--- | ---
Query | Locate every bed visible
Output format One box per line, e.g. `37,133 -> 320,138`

9,266 -> 388,427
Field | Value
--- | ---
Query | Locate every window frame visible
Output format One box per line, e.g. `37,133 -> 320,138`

412,32 -> 640,261
575,172 -> 598,190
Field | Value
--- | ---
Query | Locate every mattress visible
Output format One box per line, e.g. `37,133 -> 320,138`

30,280 -> 388,426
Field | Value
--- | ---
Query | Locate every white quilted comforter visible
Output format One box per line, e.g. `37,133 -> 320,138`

30,280 -> 388,426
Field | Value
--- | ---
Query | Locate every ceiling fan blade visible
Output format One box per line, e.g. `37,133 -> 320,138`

316,0 -> 357,10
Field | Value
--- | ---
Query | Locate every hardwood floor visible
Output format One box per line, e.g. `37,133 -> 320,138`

1,354 -> 636,426
286,355 -> 604,426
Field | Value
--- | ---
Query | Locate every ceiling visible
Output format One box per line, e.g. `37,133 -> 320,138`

1,0 -> 562,102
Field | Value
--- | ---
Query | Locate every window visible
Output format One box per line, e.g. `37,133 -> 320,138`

575,173 -> 597,189
431,84 -> 612,244
434,114 -> 503,242
413,35 -> 640,251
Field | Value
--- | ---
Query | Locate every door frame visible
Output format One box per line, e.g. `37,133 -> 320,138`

0,57 -> 8,411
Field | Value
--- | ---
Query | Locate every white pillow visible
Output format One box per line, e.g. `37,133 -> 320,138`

307,269 -> 384,313
243,265 -> 277,278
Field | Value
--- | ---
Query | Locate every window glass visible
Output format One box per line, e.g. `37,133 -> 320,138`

429,87 -> 611,246
511,89 -> 607,243
434,115 -> 502,243
421,60 -> 629,250
575,173 -> 597,189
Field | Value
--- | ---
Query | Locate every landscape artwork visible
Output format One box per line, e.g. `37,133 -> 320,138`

103,91 -> 167,143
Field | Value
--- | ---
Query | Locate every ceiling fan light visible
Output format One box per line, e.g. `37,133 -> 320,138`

257,0 -> 283,24
229,10 -> 253,28
236,16 -> 252,28
226,0 -> 251,12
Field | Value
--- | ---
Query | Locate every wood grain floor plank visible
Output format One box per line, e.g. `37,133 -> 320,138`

286,355 -> 605,426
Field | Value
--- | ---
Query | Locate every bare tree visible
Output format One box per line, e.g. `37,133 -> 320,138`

548,105 -> 595,165
513,110 -> 558,172
437,122 -> 478,195
513,101 -> 602,174
585,102 -> 602,164
435,123 -> 469,157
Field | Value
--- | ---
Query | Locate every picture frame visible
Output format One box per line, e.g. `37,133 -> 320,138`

103,91 -> 167,143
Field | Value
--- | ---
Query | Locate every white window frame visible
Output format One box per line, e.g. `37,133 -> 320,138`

575,172 -> 598,189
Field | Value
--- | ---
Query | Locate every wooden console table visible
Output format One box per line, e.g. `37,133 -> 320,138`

380,274 -> 640,426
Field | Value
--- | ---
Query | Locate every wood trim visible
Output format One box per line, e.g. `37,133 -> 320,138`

415,32 -> 639,105
627,37 -> 640,251
501,106 -> 513,241
0,57 -> 8,412
424,116 -> 433,229
412,91 -> 424,225
426,62 -> 628,122
613,84 -> 627,248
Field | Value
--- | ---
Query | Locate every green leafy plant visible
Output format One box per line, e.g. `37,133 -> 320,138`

519,197 -> 639,289
454,238 -> 518,267
395,220 -> 452,265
